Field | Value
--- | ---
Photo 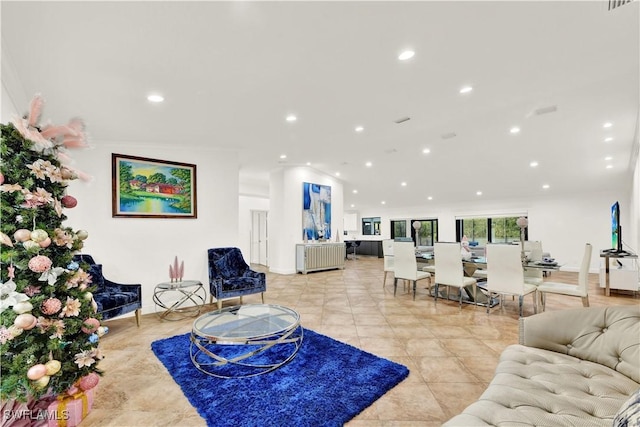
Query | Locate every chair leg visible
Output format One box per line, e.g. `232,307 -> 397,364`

383,271 -> 388,287
413,280 -> 417,300
459,287 -> 463,310
434,283 -> 439,304
261,292 -> 265,304
239,296 -> 243,305
135,309 -> 141,327
541,293 -> 546,312
533,291 -> 538,314
393,278 -> 398,296
581,295 -> 589,307
518,295 -> 524,317
473,284 -> 477,310
217,300 -> 222,310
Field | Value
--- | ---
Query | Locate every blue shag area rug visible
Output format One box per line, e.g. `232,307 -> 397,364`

151,328 -> 409,427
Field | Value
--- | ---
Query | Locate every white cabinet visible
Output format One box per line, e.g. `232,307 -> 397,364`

599,257 -> 639,292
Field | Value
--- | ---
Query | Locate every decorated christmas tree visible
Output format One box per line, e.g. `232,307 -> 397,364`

0,95 -> 105,404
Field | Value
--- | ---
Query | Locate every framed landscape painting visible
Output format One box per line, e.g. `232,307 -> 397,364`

112,153 -> 197,218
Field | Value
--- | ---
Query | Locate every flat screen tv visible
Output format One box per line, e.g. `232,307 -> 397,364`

611,201 -> 623,253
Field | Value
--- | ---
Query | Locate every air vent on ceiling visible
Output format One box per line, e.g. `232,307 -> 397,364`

441,132 -> 457,140
394,116 -> 411,124
609,0 -> 635,11
534,105 -> 558,116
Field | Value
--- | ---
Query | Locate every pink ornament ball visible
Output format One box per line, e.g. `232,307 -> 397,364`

28,255 -> 52,273
0,172 -> 4,184
27,364 -> 47,380
38,237 -> 52,248
81,318 -> 100,334
13,229 -> 31,242
78,372 -> 100,391
41,298 -> 62,315
61,195 -> 78,208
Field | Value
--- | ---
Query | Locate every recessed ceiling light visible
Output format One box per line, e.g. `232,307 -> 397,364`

427,196 -> 433,200
355,126 -> 364,132
422,148 -> 431,154
352,190 -> 358,194
335,172 -> 340,177
398,50 -> 415,61
365,162 -> 372,167
529,161 -> 539,167
286,114 -> 297,122
476,191 -> 483,196
603,122 -> 613,128
306,162 -> 311,166
604,156 -> 613,161
147,94 -> 164,103
510,127 -> 521,134
381,201 -> 386,205
604,137 -> 613,142
542,184 -> 550,189
401,182 -> 407,187
350,204 -> 355,208
279,154 -> 287,159
459,86 -> 473,94
606,165 -> 613,169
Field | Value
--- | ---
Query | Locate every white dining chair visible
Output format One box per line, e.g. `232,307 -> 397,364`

486,243 -> 538,317
523,240 -> 544,285
393,241 -> 431,300
537,243 -> 592,311
382,239 -> 394,287
433,242 -> 477,309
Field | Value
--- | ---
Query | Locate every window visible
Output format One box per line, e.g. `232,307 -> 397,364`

362,217 -> 381,235
456,216 -> 527,245
390,220 -> 406,239
411,219 -> 438,247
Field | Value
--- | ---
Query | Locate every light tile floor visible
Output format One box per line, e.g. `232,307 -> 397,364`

83,256 -> 639,426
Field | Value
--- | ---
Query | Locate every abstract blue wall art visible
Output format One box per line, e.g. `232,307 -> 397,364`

302,182 -> 331,241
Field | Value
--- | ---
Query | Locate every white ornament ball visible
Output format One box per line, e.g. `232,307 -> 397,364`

30,229 -> 48,243
13,301 -> 33,314
84,292 -> 93,301
22,240 -> 40,252
76,230 -> 89,241
33,375 -> 50,390
45,360 -> 62,376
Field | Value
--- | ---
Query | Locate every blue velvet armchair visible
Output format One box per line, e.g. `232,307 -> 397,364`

207,247 -> 266,310
73,254 -> 142,326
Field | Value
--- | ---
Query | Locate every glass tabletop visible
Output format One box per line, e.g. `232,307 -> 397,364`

192,304 -> 300,342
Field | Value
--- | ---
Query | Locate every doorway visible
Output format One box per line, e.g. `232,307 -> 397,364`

250,210 -> 268,266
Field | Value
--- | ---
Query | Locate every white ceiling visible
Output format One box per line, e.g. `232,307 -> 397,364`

2,1 -> 638,211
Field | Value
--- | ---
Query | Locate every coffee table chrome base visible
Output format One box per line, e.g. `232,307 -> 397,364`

190,325 -> 303,378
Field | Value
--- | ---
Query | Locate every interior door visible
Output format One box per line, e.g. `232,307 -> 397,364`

251,210 -> 268,266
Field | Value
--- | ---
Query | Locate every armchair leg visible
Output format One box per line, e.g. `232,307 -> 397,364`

393,278 -> 398,296
261,292 -> 265,304
383,271 -> 388,287
581,295 -> 589,307
217,300 -> 222,310
135,309 -> 141,327
240,296 -> 243,305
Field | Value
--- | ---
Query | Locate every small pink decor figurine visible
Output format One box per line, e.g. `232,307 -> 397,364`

169,256 -> 184,282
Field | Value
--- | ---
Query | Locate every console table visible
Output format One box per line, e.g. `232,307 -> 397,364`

599,250 -> 638,296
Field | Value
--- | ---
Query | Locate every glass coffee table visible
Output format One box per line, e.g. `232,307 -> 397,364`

190,304 -> 303,378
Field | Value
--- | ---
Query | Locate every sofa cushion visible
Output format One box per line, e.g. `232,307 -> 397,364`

443,344 -> 640,426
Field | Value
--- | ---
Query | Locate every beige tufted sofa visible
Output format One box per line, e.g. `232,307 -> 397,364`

444,305 -> 640,426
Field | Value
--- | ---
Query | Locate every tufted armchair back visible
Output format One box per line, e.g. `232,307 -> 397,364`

207,247 -> 266,310
520,305 -> 640,383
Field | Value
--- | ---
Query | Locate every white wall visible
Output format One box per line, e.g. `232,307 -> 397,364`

356,190 -> 630,272
64,142 -> 240,315
268,166 -> 344,274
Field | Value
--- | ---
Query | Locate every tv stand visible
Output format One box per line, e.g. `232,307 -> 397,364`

599,250 -> 638,296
